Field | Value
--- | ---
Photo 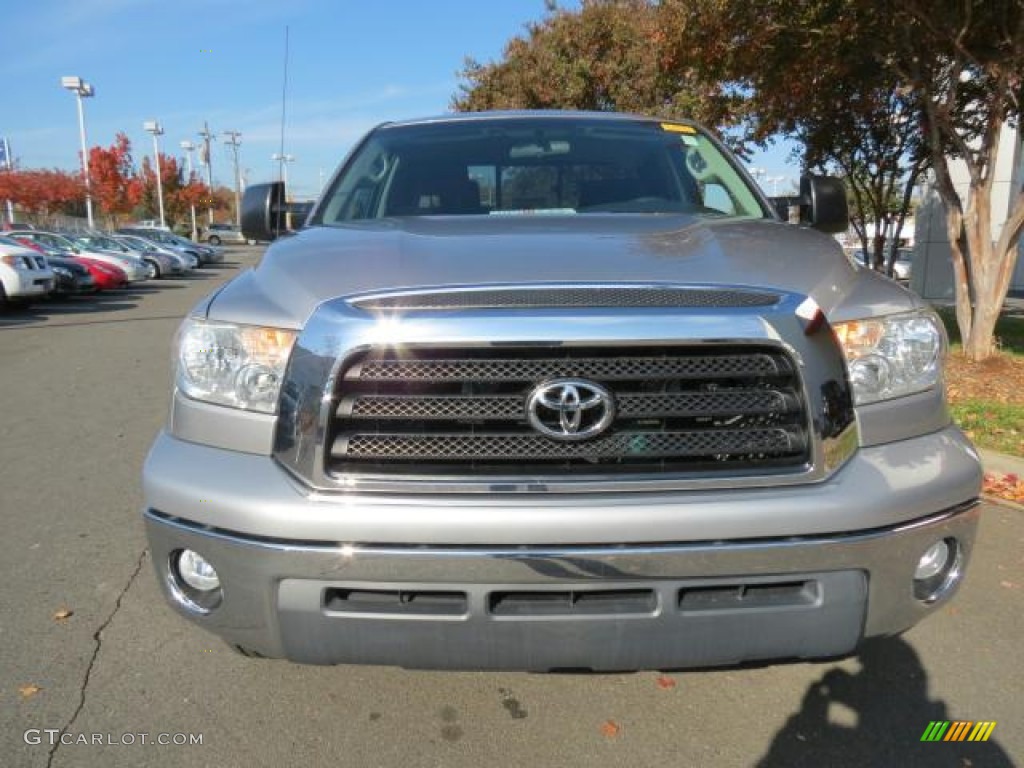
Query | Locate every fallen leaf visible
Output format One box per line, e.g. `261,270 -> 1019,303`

1000,581 -> 1016,589
19,684 -> 41,698
600,720 -> 621,738
53,608 -> 73,621
656,675 -> 677,690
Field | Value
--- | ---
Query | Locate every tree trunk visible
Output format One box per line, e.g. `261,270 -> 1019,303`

952,178 -> 1024,361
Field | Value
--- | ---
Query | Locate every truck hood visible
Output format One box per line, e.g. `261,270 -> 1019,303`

207,214 -> 920,328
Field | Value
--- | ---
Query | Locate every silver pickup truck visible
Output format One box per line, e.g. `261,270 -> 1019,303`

142,111 -> 982,671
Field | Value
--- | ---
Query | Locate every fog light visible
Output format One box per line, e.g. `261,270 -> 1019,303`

168,549 -> 223,614
178,549 -> 220,591
913,538 -> 961,603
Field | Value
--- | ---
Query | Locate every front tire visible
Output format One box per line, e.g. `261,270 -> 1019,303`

208,235 -> 221,246
144,260 -> 160,279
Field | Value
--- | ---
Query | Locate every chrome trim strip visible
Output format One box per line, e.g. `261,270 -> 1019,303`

145,500 -> 977,558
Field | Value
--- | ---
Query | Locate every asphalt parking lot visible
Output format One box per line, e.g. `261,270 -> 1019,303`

1,246 -> 1021,767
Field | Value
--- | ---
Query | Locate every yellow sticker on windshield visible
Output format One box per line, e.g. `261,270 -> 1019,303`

660,123 -> 697,134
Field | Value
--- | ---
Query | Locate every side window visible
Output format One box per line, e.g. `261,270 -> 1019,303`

701,182 -> 736,215
323,142 -> 393,222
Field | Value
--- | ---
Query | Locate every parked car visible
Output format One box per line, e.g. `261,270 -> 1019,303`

144,111 -> 981,671
893,249 -> 913,282
118,228 -> 222,265
8,230 -> 150,283
111,234 -> 196,271
849,248 -> 912,283
0,238 -> 54,307
6,235 -> 127,291
73,234 -> 182,279
203,223 -> 247,246
44,255 -> 96,296
74,257 -> 128,291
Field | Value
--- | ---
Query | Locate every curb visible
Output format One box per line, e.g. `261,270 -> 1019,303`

979,449 -> 1024,511
982,496 -> 1024,512
979,448 -> 1024,476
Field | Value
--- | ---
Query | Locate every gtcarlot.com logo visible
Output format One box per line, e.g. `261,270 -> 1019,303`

920,721 -> 997,742
24,730 -> 203,746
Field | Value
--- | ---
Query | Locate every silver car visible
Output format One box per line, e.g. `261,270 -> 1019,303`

203,223 -> 247,246
109,234 -> 195,272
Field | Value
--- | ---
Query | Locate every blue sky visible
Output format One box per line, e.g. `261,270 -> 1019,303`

2,0 -> 798,201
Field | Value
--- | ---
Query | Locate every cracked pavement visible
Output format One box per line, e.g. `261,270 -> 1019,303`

2,248 -> 1022,767
44,550 -> 148,768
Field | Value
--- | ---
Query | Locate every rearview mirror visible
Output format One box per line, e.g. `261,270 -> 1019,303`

769,175 -> 849,233
241,182 -> 288,242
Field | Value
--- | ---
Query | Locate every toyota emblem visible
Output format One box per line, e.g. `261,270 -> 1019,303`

526,379 -> 615,441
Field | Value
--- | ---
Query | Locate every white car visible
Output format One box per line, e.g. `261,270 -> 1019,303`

7,231 -> 150,283
0,241 -> 54,306
892,249 -> 913,282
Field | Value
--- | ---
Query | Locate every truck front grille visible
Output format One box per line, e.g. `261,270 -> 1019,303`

327,346 -> 810,478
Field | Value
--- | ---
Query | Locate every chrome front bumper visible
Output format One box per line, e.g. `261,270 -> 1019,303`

143,499 -> 980,670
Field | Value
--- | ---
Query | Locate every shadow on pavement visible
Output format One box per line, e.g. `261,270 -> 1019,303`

0,291 -> 175,328
756,637 -> 1012,768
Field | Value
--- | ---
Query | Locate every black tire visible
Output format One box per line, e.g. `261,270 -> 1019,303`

144,260 -> 160,279
208,235 -> 221,246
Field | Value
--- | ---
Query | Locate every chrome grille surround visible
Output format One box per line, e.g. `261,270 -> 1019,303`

272,283 -> 858,493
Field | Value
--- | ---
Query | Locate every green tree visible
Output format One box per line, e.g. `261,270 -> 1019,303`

694,0 -> 929,274
880,0 -> 1024,360
457,0 -> 1023,360
452,0 -> 751,139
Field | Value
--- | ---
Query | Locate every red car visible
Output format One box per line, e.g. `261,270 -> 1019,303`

73,256 -> 128,290
7,236 -> 127,290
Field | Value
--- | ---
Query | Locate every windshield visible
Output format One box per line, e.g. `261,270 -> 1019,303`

314,117 -> 767,225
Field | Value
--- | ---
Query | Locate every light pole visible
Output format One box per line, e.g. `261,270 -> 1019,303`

1,137 -> 14,225
198,122 -> 216,224
180,140 -> 199,241
143,121 -> 166,229
768,175 -> 787,195
61,76 -> 95,229
223,130 -> 242,228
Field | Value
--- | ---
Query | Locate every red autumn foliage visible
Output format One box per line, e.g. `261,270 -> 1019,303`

0,168 -> 86,214
88,132 -> 143,220
983,472 -> 1024,504
137,154 -> 214,226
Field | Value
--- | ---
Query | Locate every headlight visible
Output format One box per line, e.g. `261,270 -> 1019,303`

176,318 -> 297,413
833,310 -> 944,405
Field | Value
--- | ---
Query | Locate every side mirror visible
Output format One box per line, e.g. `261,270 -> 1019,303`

241,182 -> 288,242
769,175 -> 849,233
799,175 -> 848,233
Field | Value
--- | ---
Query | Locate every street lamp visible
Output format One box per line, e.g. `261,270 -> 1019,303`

180,140 -> 199,241
61,76 -> 95,229
143,121 -> 166,229
767,175 -> 787,195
